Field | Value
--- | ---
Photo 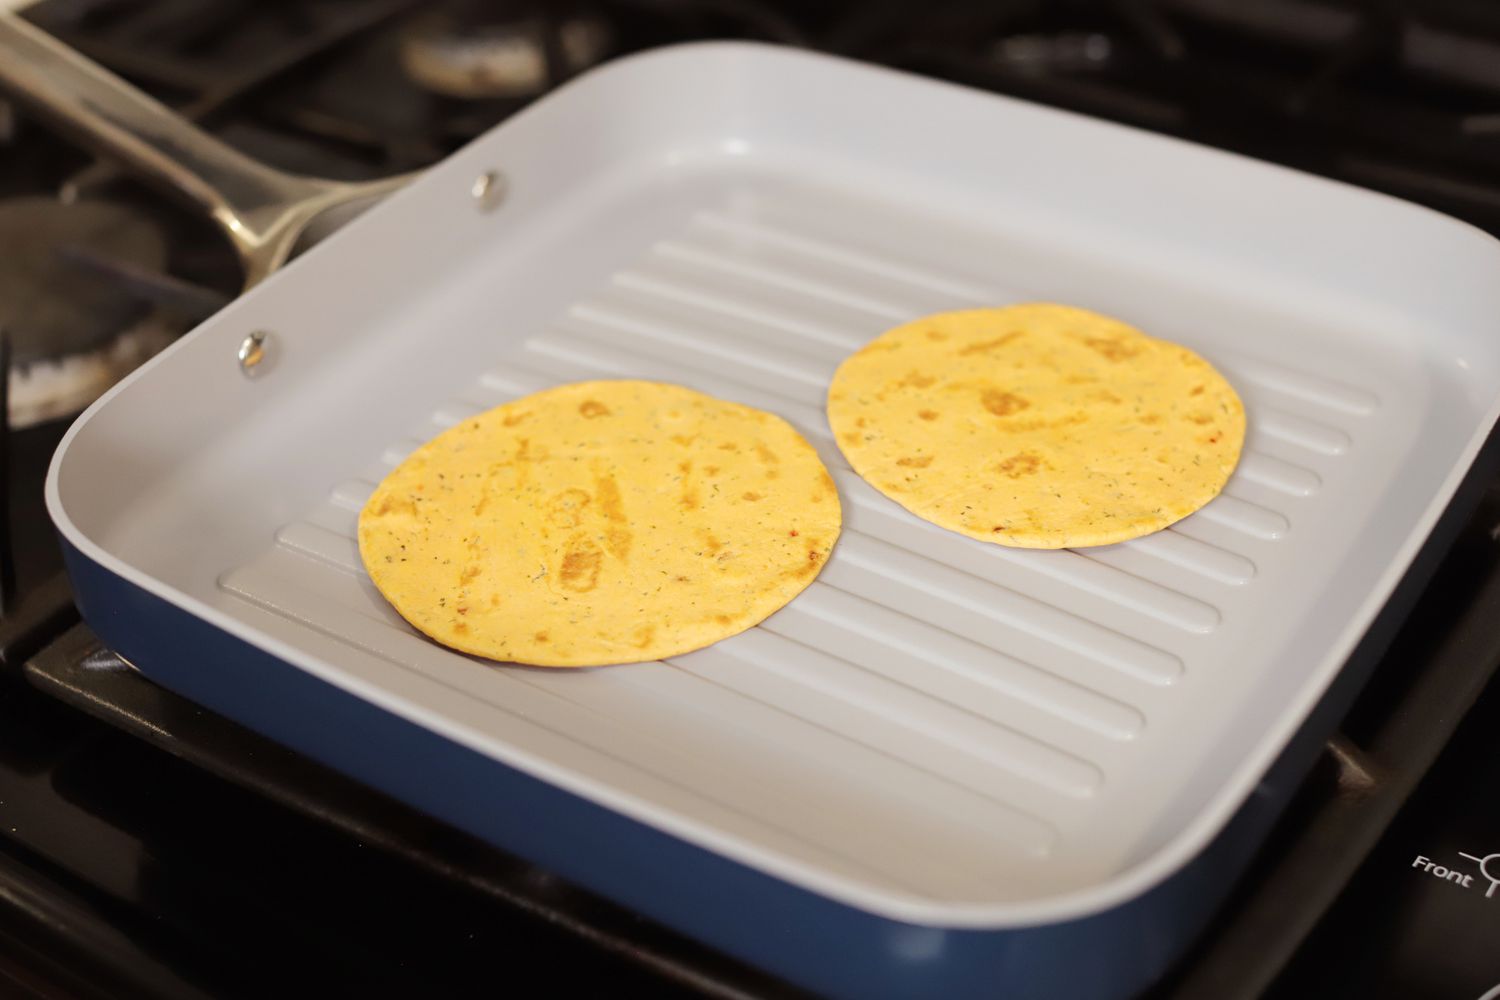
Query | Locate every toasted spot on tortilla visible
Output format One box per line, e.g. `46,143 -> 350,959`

981,388 -> 1030,417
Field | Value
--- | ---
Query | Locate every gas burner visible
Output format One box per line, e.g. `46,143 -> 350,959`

0,196 -> 178,427
399,4 -> 612,100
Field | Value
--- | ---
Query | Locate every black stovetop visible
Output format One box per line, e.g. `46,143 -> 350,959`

4,2 -> 1500,998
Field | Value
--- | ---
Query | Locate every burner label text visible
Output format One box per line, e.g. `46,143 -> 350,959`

1412,855 -> 1475,888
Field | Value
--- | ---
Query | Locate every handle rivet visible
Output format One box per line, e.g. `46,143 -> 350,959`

238,330 -> 269,375
471,170 -> 506,212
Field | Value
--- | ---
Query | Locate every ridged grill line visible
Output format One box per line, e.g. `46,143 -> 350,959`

519,322 -> 1298,551
1234,453 -> 1321,497
428,352 -> 1266,614
1222,354 -> 1380,416
1087,532 -> 1255,586
612,270 -> 867,351
551,311 -> 833,410
220,557 -> 1064,853
692,209 -> 1009,304
1256,410 -> 1351,456
609,267 -> 891,356
639,660 -> 1062,862
827,534 -> 1184,686
652,239 -> 920,320
832,468 -> 1221,634
693,627 -> 1105,798
620,656 -> 1062,859
484,348 -> 1262,585
387,405 -> 1222,636
763,586 -> 1146,741
613,240 -> 1363,462
1190,495 -> 1289,540
329,472 -> 1182,686
691,206 -> 1380,420
529,326 -> 819,425
280,516 -> 1146,743
378,429 -> 1226,635
569,299 -> 832,389
568,290 -> 1331,492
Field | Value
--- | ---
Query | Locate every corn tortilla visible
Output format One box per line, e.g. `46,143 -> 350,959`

360,380 -> 841,666
827,304 -> 1244,548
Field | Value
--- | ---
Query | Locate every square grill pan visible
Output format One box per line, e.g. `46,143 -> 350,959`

47,42 -> 1500,999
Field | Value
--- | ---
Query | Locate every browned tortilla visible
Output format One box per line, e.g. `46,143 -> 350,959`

360,380 -> 842,665
827,304 -> 1245,547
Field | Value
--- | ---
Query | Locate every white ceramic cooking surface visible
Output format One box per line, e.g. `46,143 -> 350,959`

47,43 -> 1500,928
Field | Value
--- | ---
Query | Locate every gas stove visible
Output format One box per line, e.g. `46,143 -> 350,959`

3,2 -> 1500,997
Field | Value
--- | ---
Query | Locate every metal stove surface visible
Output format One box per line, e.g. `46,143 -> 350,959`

4,1 -> 1500,997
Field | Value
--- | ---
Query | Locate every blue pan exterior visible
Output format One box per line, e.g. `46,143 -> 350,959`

59,456 -> 1482,1000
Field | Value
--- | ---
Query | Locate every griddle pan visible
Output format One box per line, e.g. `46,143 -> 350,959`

28,23 -> 1500,1000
